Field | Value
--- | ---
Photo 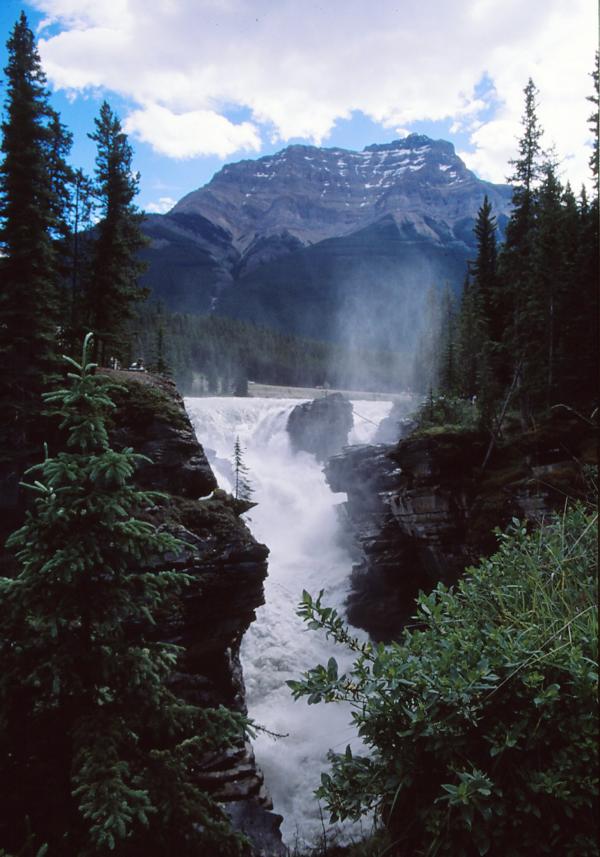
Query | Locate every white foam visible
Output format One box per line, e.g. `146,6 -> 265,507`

185,396 -> 393,846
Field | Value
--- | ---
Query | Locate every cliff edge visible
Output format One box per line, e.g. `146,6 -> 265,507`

326,411 -> 596,641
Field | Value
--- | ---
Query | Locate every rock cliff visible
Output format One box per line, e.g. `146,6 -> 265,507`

327,413 -> 596,641
286,392 -> 353,461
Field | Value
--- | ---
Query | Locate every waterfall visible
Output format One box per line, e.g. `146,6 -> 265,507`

185,396 -> 393,846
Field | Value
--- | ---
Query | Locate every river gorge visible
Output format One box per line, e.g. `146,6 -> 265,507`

185,396 -> 394,846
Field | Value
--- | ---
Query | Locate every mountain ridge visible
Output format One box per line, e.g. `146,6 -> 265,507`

171,133 -> 511,251
139,134 -> 513,347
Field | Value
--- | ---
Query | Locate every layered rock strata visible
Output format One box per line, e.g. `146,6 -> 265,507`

108,371 -> 286,855
327,414 -> 595,642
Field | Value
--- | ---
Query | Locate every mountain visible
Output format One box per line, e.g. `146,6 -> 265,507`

139,134 -> 512,348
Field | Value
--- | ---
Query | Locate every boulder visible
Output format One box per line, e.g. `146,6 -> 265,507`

286,393 -> 353,462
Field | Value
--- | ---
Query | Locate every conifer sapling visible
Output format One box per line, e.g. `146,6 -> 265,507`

0,333 -> 249,855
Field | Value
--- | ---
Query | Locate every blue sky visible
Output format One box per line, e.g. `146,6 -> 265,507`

1,0 -> 596,214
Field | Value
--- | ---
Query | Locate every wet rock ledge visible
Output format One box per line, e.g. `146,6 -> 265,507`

326,412 -> 596,642
107,371 -> 286,856
287,392 -> 353,461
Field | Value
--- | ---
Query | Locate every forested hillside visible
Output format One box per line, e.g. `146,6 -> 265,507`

129,304 -> 414,394
0,17 -> 259,854
289,71 -> 599,857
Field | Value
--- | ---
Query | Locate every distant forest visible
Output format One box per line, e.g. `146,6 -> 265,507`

129,304 -> 415,394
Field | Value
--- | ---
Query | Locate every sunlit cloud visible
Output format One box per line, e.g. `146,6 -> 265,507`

144,195 -> 177,214
124,104 -> 261,159
30,0 -> 596,186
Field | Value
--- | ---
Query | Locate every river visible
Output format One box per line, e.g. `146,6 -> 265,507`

185,396 -> 394,847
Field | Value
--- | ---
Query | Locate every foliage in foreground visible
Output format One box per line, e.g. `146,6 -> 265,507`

289,504 -> 598,856
0,335 -> 249,855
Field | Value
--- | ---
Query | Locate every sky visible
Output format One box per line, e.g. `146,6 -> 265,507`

0,0 -> 597,214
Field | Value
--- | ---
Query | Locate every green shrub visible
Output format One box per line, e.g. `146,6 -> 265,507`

289,505 -> 598,856
0,336 -> 249,855
413,392 -> 479,435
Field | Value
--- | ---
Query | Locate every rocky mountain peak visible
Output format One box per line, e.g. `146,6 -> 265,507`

140,134 -> 513,336
172,135 -> 509,254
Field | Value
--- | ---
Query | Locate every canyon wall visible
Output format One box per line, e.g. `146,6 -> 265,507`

326,413 -> 595,641
0,371 -> 286,857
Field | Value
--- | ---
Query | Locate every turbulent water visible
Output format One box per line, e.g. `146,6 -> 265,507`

185,396 -> 394,846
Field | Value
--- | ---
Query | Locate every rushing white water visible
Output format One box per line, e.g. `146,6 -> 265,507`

185,396 -> 393,847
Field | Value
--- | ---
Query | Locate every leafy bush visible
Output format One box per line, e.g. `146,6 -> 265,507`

413,392 -> 479,435
289,505 -> 598,856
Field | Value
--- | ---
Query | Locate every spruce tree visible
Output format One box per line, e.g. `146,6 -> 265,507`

86,102 -> 148,365
578,55 -> 600,407
0,13 -> 71,442
499,78 -> 545,424
456,270 -> 480,399
588,52 -> 599,192
232,436 -> 253,502
0,334 -> 248,855
471,196 -> 500,340
469,197 -> 503,425
65,168 -> 95,349
530,159 -> 566,404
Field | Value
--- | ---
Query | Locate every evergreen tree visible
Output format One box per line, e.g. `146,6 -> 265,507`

456,270 -> 480,399
86,102 -> 147,365
578,56 -> 600,407
65,168 -> 95,349
506,78 -> 544,237
530,159 -> 565,405
499,78 -> 545,424
0,335 -> 248,855
154,324 -> 170,375
0,13 -> 71,441
588,52 -> 599,192
232,436 -> 253,502
437,285 -> 458,395
472,196 -> 500,340
471,197 -> 502,425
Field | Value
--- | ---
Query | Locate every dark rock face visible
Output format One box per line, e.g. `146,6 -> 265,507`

0,372 -> 285,857
372,399 -> 417,444
107,374 -> 285,854
139,210 -> 239,315
287,393 -> 353,461
107,371 -> 218,498
327,417 -> 595,642
139,135 -> 513,346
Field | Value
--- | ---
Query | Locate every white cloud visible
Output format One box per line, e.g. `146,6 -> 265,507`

30,0 -> 597,185
459,114 -> 520,184
124,104 -> 261,159
144,195 -> 176,214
